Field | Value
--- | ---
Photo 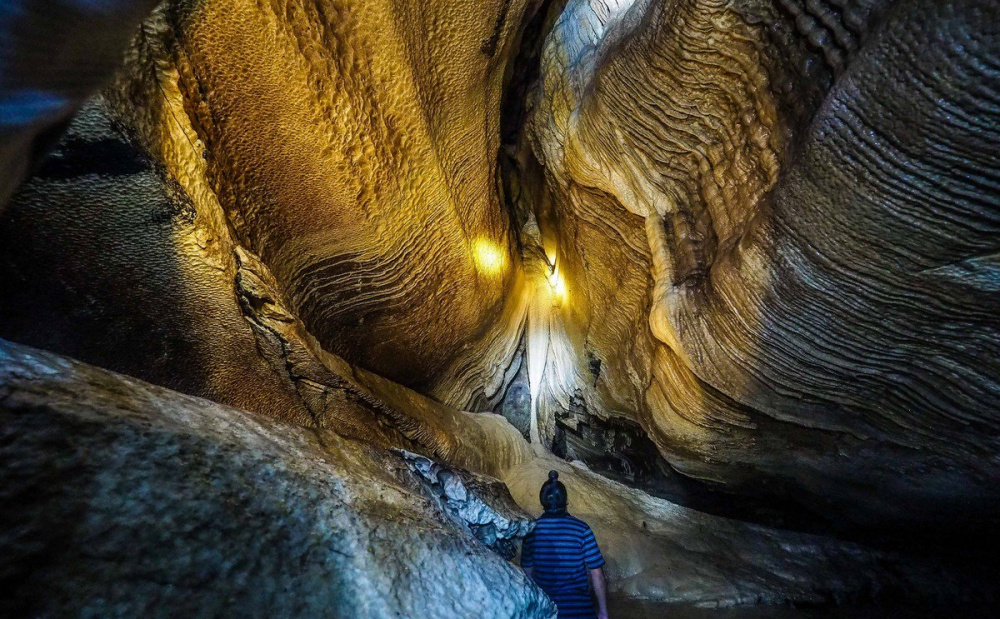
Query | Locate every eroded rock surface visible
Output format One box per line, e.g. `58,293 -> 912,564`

0,0 -> 537,416
136,0 -> 535,407
0,95 -> 531,480
521,0 -> 1000,537
5,338 -> 991,614
1,0 -> 999,612
0,339 -> 555,619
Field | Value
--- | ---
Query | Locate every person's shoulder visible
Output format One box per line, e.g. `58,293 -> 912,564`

564,514 -> 593,531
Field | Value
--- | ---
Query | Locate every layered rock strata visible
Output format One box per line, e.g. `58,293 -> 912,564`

0,0 -> 539,415
0,0 -> 999,611
523,0 -> 1000,537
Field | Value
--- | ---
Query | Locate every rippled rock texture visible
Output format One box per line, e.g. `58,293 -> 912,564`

521,0 -> 1000,536
0,0 -> 537,414
1,0 -> 1000,612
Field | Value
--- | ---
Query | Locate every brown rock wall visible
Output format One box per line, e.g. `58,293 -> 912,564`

526,0 -> 1000,532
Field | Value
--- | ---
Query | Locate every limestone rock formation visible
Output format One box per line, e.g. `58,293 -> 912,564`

0,339 -> 555,619
127,0 -> 534,408
0,95 -> 529,478
2,0 -> 1000,614
6,338 -> 991,613
521,0 -> 1000,537
1,0 -> 537,415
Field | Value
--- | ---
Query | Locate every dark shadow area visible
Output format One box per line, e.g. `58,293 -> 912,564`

552,396 -> 1000,585
551,401 -> 839,536
609,598 -> 980,619
0,99 -> 209,397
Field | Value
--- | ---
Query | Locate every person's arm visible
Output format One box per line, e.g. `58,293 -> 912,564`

581,525 -> 608,618
589,567 -> 609,619
520,529 -> 535,579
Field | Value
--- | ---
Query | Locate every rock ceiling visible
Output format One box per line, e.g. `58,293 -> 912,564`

1,0 -> 999,614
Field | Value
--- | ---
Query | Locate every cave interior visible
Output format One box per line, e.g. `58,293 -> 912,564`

1,0 -> 999,617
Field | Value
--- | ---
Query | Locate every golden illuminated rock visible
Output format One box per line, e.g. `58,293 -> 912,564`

524,0 -> 1000,533
2,0 -> 1000,612
116,0 -> 535,408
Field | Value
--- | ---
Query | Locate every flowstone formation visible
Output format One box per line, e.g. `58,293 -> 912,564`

517,0 -> 1000,539
1,0 -> 535,414
2,0 -> 1000,615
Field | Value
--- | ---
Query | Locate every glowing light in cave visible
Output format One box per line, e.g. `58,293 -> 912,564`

472,238 -> 506,276
526,256 -> 577,447
548,264 -> 567,302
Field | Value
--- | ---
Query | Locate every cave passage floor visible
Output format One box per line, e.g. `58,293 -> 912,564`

610,600 -> 947,619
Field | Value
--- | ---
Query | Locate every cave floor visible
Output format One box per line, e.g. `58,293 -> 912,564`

609,600 -> 948,619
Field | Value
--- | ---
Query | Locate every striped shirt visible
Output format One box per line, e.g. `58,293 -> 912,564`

521,512 -> 605,619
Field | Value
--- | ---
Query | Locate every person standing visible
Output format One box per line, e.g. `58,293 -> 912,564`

520,471 -> 609,619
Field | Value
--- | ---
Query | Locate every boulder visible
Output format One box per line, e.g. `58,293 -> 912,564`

0,339 -> 555,618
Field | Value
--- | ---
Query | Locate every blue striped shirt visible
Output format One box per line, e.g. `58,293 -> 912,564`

521,513 -> 605,619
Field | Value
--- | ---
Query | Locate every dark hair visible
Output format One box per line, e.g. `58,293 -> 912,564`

539,470 -> 567,514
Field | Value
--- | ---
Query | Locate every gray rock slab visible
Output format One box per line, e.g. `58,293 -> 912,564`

0,339 -> 555,619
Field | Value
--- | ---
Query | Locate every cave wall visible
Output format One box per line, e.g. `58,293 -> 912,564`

1,0 -> 999,584
525,0 -> 1000,534
0,0 -> 542,415
2,0 -> 1000,611
157,0 -> 542,407
0,339 -> 552,618
0,88 -> 530,481
0,98 -> 309,421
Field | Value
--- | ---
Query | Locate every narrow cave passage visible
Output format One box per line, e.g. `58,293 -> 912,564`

2,0 -> 1000,617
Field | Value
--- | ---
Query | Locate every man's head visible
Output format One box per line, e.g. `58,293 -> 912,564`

539,470 -> 567,514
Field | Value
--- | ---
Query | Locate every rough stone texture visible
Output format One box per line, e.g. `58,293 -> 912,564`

522,0 -> 1000,536
5,338 -> 992,613
0,0 -> 159,206
141,0 -> 535,407
0,98 -> 303,420
0,0 -> 537,415
0,96 -> 531,480
400,450 -> 535,559
0,338 -> 555,619
1,0 -> 999,611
